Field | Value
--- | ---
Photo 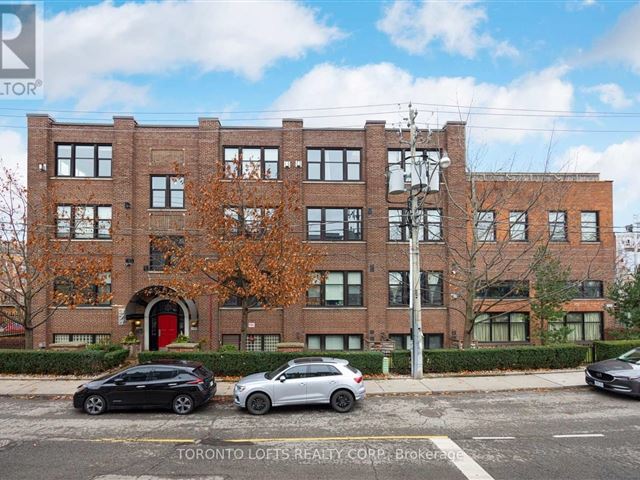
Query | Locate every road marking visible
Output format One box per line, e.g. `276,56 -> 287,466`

223,434 -> 448,443
472,436 -> 515,440
430,437 -> 494,480
94,438 -> 197,444
552,434 -> 605,438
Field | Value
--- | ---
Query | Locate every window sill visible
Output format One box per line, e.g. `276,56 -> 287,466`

51,238 -> 112,242
580,241 -> 601,245
302,181 -> 365,185
219,307 -> 283,310
386,241 -> 445,245
50,176 -> 113,181
386,306 -> 446,310
147,208 -> 187,212
303,306 -> 367,310
305,241 -> 366,244
49,306 -> 112,310
219,179 -> 283,183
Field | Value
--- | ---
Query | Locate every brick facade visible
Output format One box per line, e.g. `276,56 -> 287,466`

26,115 -> 616,350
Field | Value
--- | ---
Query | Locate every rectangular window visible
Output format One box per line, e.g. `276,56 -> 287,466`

150,175 -> 185,209
223,147 -> 279,179
549,211 -> 567,242
473,313 -> 529,343
149,236 -> 184,271
246,334 -> 281,352
387,149 -> 441,191
475,211 -> 496,242
549,312 -> 602,341
53,273 -> 112,306
478,281 -> 530,299
388,208 -> 442,241
575,280 -> 604,298
389,333 -> 445,350
56,205 -> 112,240
53,334 -> 111,344
55,144 -> 112,178
581,211 -> 599,242
306,208 -> 363,241
306,271 -> 362,307
224,207 -> 274,238
388,271 -> 443,306
509,211 -> 528,241
306,334 -> 363,351
306,148 -> 361,181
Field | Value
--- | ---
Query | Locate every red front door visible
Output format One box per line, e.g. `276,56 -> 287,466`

157,313 -> 178,348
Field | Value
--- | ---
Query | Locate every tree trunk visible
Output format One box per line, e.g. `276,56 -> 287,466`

24,328 -> 34,350
463,302 -> 474,348
240,306 -> 249,351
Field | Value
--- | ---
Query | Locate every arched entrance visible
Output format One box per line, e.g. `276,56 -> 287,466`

124,287 -> 197,351
148,299 -> 184,351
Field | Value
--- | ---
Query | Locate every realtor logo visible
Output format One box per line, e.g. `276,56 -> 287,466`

0,3 -> 36,78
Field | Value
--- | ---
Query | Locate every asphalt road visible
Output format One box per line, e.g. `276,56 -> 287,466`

0,387 -> 638,480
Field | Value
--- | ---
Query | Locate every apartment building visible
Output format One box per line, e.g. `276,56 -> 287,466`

27,114 -> 616,350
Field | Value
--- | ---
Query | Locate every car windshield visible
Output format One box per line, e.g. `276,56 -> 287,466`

265,362 -> 290,380
617,348 -> 640,363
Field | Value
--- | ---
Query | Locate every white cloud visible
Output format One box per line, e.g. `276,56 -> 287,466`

587,3 -> 640,73
557,137 -> 640,222
583,83 -> 633,109
0,130 -> 27,182
271,63 -> 573,144
377,0 -> 518,59
43,0 -> 342,108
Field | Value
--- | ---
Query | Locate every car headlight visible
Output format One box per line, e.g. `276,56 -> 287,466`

614,376 -> 630,381
235,385 -> 246,393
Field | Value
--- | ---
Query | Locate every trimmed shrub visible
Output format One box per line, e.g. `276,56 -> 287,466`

594,340 -> 640,362
0,348 -> 129,375
391,344 -> 588,374
138,351 -> 385,376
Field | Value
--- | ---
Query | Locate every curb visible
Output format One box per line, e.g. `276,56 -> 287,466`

0,384 -> 589,400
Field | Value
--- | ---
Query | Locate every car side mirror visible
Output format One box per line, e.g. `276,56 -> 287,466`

279,376 -> 286,382
114,378 -> 125,385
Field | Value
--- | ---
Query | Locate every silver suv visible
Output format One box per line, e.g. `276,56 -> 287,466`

233,357 -> 366,415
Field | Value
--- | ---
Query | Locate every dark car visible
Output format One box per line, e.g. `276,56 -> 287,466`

585,347 -> 640,398
73,361 -> 216,415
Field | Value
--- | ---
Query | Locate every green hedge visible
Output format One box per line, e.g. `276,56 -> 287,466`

391,344 -> 589,374
594,340 -> 640,362
138,351 -> 384,376
0,348 -> 129,375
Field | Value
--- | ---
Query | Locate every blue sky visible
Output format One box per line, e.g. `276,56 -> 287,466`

1,0 -> 640,228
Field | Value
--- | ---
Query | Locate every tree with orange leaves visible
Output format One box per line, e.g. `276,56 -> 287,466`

156,157 -> 321,351
0,168 -> 112,349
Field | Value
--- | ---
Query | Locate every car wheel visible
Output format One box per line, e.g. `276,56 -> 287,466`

246,392 -> 271,415
331,390 -> 355,413
172,394 -> 195,415
84,394 -> 106,415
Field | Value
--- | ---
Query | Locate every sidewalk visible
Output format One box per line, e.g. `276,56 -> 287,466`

0,370 -> 586,398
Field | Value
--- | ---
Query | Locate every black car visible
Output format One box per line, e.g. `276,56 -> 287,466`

585,347 -> 640,398
73,361 -> 216,415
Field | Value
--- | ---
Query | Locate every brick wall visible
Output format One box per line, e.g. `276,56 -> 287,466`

26,115 -> 616,350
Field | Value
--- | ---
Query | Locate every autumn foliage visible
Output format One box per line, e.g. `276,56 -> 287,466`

0,168 -> 112,348
157,157 -> 321,350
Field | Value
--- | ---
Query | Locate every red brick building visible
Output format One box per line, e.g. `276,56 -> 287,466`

27,114 -> 616,351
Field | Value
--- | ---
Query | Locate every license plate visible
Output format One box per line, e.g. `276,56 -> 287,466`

594,380 -> 604,388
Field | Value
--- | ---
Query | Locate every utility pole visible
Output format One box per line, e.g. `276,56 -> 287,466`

408,104 -> 423,379
388,103 -> 450,380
